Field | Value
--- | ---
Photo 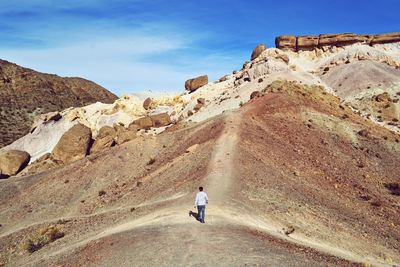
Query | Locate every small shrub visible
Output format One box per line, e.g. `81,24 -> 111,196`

384,183 -> 400,196
370,200 -> 381,207
22,225 -> 64,253
22,239 -> 37,253
147,158 -> 156,165
98,190 -> 106,197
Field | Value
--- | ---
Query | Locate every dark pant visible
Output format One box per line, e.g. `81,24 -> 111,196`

197,205 -> 205,223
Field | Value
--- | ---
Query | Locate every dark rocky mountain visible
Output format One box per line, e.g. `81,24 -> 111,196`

0,59 -> 118,147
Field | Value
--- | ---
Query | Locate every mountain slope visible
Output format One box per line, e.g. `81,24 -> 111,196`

0,59 -> 118,148
0,81 -> 399,266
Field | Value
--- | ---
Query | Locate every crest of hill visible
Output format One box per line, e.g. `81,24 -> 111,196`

276,32 -> 400,51
0,59 -> 118,148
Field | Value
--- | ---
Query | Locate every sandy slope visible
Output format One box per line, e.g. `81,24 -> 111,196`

1,82 -> 399,266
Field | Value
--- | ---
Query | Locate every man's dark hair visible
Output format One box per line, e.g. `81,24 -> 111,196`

199,186 -> 203,191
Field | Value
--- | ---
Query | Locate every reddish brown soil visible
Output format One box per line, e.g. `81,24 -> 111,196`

0,81 -> 399,266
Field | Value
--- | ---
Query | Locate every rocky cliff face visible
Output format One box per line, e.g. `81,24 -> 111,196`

0,59 -> 118,147
276,32 -> 400,51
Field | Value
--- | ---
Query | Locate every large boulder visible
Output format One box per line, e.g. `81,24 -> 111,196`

150,113 -> 172,127
275,36 -> 297,51
251,44 -> 266,61
114,124 -> 137,145
132,116 -> 153,130
143,97 -> 153,110
185,75 -> 208,92
0,150 -> 30,177
131,113 -> 172,130
52,124 -> 92,164
91,126 -> 116,153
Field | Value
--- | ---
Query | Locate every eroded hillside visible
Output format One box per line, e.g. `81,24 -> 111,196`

0,60 -> 117,148
0,81 -> 399,266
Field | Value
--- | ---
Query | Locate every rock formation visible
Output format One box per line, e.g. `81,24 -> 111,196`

131,113 -> 172,129
275,32 -> 400,51
251,44 -> 266,60
0,150 -> 30,177
114,124 -> 137,145
0,59 -> 118,148
143,97 -> 152,110
91,126 -> 116,153
132,116 -> 154,130
185,75 -> 208,92
52,124 -> 92,164
150,113 -> 172,127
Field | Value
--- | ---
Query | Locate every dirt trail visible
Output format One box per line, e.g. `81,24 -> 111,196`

23,112 -> 391,267
203,112 -> 241,204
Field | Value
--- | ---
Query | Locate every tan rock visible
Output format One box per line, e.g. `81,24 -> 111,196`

250,91 -> 262,100
91,126 -> 116,153
297,35 -> 319,50
375,92 -> 392,102
128,123 -> 139,132
338,33 -> 371,45
150,113 -> 171,127
143,97 -> 152,110
318,33 -> 369,47
194,103 -> 203,112
52,124 -> 92,164
251,44 -> 266,61
16,153 -> 61,177
185,75 -> 208,92
132,116 -> 153,129
276,53 -> 289,64
185,144 -> 199,153
197,98 -> 206,105
218,75 -> 229,82
0,150 -> 30,177
242,61 -> 251,69
371,32 -> 400,45
275,35 -> 296,51
275,32 -> 399,52
115,129 -> 137,145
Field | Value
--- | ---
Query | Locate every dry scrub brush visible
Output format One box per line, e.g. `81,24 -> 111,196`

21,225 -> 64,253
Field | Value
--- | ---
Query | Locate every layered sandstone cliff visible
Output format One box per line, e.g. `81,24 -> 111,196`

276,32 -> 400,51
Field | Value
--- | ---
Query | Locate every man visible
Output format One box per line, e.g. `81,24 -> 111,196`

194,186 -> 208,223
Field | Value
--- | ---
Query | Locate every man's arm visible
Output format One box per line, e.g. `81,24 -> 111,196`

194,193 -> 198,206
205,193 -> 209,204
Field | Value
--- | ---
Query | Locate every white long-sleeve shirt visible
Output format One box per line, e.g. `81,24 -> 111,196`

195,191 -> 208,206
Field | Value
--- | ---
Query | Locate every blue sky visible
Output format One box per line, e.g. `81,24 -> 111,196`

0,0 -> 399,95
